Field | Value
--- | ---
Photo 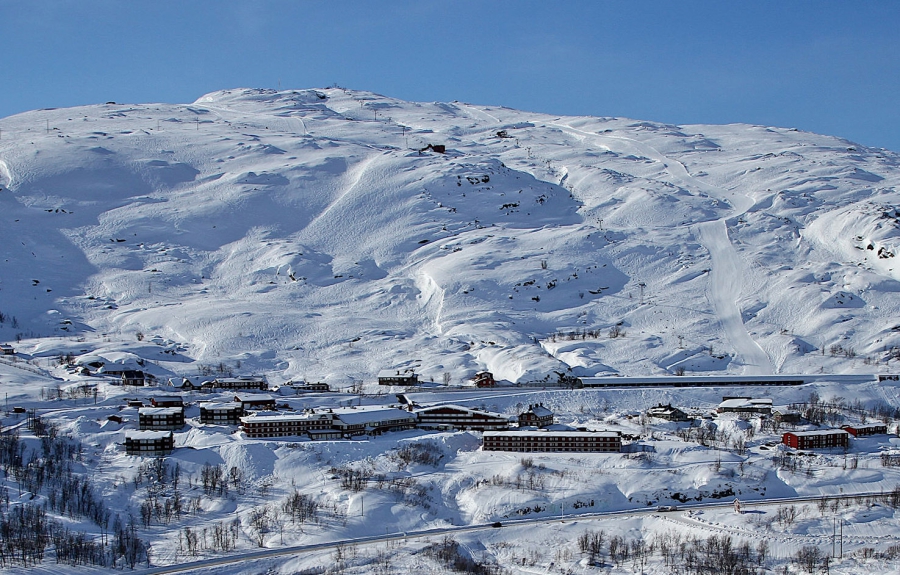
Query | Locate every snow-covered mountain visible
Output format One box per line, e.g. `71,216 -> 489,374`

2,87 -> 899,383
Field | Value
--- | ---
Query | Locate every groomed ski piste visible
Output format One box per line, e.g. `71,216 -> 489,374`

1,88 -> 900,572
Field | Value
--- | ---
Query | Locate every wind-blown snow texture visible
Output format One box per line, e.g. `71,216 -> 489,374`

2,88 -> 900,383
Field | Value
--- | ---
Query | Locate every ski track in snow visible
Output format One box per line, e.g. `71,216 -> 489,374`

551,122 -> 773,374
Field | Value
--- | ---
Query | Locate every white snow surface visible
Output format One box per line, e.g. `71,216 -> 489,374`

2,89 -> 900,573
2,87 -> 900,382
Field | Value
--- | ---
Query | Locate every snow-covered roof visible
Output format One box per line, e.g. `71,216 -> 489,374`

785,429 -> 849,437
139,407 -> 183,415
414,404 -> 507,418
718,398 -> 772,409
200,401 -> 242,410
234,393 -> 276,402
333,406 -> 417,425
241,412 -> 332,423
126,430 -> 172,440
483,430 -> 620,439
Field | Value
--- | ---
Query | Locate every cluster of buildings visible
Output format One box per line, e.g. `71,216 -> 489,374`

781,423 -> 889,450
122,390 -> 624,456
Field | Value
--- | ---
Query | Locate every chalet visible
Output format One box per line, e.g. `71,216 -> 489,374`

414,405 -> 511,430
420,144 -> 446,154
126,399 -> 144,408
174,377 -> 200,391
717,397 -> 772,415
378,369 -> 419,386
646,403 -> 690,422
473,371 -> 495,388
234,393 -> 277,411
518,404 -> 554,428
211,376 -> 268,391
121,370 -> 146,386
149,396 -> 184,408
483,430 -> 622,453
199,402 -> 244,425
107,414 -> 124,424
125,431 -> 174,456
138,407 -> 185,430
841,423 -> 888,437
773,409 -> 802,425
0,344 -> 14,355
783,429 -> 850,450
241,411 -> 335,438
332,406 -> 418,436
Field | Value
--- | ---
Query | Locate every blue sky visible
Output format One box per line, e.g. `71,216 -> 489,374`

3,1 -> 899,151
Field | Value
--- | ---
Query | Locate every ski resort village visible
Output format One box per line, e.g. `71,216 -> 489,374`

2,87 -> 900,574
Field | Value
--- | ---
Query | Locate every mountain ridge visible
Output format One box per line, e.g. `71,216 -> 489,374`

1,87 -> 899,384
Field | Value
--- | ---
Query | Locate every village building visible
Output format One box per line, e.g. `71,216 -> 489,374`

121,370 -> 146,386
483,430 -> 622,453
518,404 -> 554,427
782,429 -> 850,450
332,406 -> 418,436
209,376 -> 268,391
646,403 -> 690,421
173,377 -> 200,391
149,396 -> 184,408
414,405 -> 511,430
278,381 -> 330,394
199,402 -> 244,425
0,344 -> 15,355
841,423 -> 888,437
125,431 -> 174,456
473,371 -> 495,388
378,369 -> 419,386
773,409 -> 802,425
717,397 -> 773,415
234,393 -> 278,411
138,407 -> 185,430
241,411 -> 335,438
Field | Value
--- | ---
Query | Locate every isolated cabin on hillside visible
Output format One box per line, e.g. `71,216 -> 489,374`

0,344 -> 14,355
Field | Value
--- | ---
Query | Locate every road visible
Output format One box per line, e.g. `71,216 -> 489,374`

133,491 -> 892,574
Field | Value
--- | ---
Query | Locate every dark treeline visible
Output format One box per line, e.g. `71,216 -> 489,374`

0,420 -> 148,568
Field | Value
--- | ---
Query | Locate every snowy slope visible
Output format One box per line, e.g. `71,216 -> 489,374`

2,88 -> 900,384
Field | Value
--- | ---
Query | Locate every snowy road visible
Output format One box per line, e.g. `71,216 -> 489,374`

132,491 -> 890,575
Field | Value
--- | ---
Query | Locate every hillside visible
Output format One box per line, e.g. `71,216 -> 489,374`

1,88 -> 900,383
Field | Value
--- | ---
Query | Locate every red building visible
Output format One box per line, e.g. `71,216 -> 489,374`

782,430 -> 849,449
473,371 -> 495,388
841,424 -> 888,437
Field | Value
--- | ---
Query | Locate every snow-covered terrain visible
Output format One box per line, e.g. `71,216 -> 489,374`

2,88 -> 900,573
2,87 -> 900,382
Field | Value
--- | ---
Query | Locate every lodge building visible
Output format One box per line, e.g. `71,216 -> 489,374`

482,430 -> 622,453
124,431 -> 174,456
138,407 -> 185,430
782,429 -> 850,449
